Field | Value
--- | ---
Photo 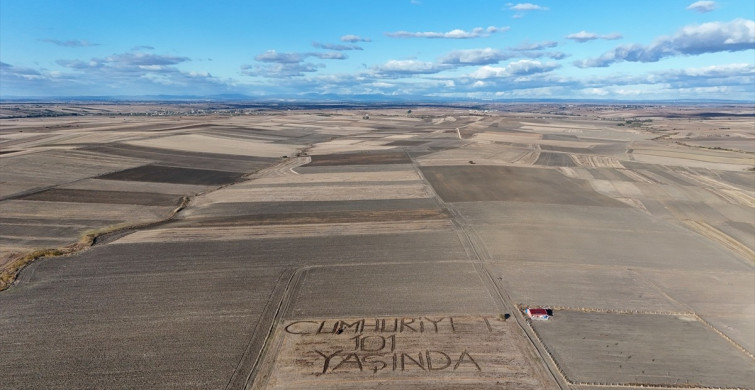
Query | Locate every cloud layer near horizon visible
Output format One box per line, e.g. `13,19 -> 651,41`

1,1 -> 753,100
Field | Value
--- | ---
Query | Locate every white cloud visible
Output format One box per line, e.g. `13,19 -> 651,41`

254,50 -> 346,64
575,18 -> 755,67
311,52 -> 347,60
470,60 -> 559,79
565,31 -> 623,43
582,87 -> 609,96
510,40 -> 559,51
242,62 -> 324,78
312,42 -> 363,51
687,1 -> 716,13
255,50 -> 305,64
508,3 -> 548,11
440,48 -> 513,65
340,35 -> 371,43
40,39 -> 100,47
386,26 -> 509,39
372,60 -> 447,76
679,63 -> 753,77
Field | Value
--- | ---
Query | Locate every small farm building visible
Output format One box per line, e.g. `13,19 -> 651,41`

526,308 -> 550,320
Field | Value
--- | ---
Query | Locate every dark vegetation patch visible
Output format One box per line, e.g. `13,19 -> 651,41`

307,151 -> 412,166
534,152 -> 578,167
98,164 -> 244,185
420,165 -> 625,206
17,188 -> 181,206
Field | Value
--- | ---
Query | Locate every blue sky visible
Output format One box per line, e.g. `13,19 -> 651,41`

1,0 -> 753,100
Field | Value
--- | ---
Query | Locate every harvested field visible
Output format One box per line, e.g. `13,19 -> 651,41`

126,133 -> 302,158
477,218 -> 749,271
1,105 -> 753,389
1,223 -> 90,239
421,165 -> 625,206
0,149 -> 147,198
534,151 -> 577,167
0,244 -> 288,390
385,140 -> 427,146
115,220 -> 456,243
251,170 -> 421,185
290,262 -> 498,318
0,200 -> 171,221
259,314 -> 558,390
18,188 -> 181,206
191,183 -> 429,204
86,143 -> 275,172
307,151 -> 412,166
532,310 -> 754,388
97,164 -> 245,185
59,179 -> 210,195
174,209 -> 449,227
296,164 -> 415,174
494,263 -> 682,313
180,198 -> 442,219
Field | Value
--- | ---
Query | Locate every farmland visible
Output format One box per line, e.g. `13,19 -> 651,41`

0,103 -> 753,389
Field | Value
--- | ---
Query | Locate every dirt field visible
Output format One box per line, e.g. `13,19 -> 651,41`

18,188 -> 182,206
531,310 -> 754,388
307,151 -> 413,166
421,165 -> 626,206
98,164 -> 245,185
0,104 -> 752,389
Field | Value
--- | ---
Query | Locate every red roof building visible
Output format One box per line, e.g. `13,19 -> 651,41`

526,308 -> 550,320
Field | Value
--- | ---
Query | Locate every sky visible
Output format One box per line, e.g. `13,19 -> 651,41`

1,0 -> 754,100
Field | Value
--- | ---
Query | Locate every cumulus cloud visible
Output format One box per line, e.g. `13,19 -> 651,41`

242,62 -> 323,78
106,52 -> 190,66
440,48 -> 513,65
40,39 -> 100,47
652,63 -> 754,87
565,31 -> 623,43
311,52 -> 347,60
254,50 -> 305,64
312,42 -> 363,51
687,1 -> 716,13
372,60 -> 448,76
575,18 -> 755,68
6,50 -> 237,96
340,35 -> 371,43
254,50 -> 346,63
469,60 -> 559,79
0,62 -> 45,80
386,26 -> 509,39
508,3 -> 548,11
56,52 -> 191,72
510,40 -> 558,51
